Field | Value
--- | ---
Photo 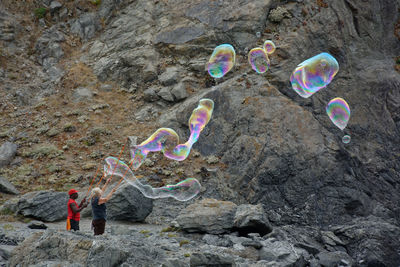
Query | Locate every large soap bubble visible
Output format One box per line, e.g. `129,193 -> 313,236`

326,97 -> 350,130
248,48 -> 270,74
263,40 -> 276,55
207,44 -> 236,78
290,53 -> 339,98
104,157 -> 201,201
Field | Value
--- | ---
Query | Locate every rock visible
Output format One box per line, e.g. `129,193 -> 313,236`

189,252 -> 234,267
0,245 -> 14,261
49,1 -> 62,13
0,176 -> 19,195
176,198 -> 237,234
70,13 -> 100,40
170,83 -> 188,101
206,155 -> 219,164
242,240 -> 262,249
202,234 -> 233,247
157,87 -> 174,102
99,84 -> 113,92
259,240 -> 307,266
143,86 -> 160,102
316,251 -> 354,267
233,204 -> 272,236
34,28 -> 65,69
155,26 -> 205,44
73,87 -> 93,102
45,66 -> 64,82
161,258 -> 188,267
268,6 -> 291,23
0,142 -> 17,168
106,183 -> 153,222
158,67 -> 180,86
27,221 -> 48,229
16,191 -> 68,222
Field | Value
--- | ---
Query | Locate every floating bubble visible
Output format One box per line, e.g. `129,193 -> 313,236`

129,99 -> 214,170
104,157 -> 201,201
248,48 -> 270,74
263,40 -> 276,55
207,44 -> 236,78
326,97 -> 350,130
342,135 -> 351,144
290,53 -> 339,98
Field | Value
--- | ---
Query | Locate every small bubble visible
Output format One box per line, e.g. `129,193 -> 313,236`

342,135 -> 351,144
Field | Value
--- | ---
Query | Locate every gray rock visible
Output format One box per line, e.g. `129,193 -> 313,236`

189,252 -> 234,267
0,176 -> 19,195
234,204 -> 272,236
242,240 -> 262,249
176,198 -> 237,234
259,240 -> 307,266
171,83 -> 188,101
158,67 -> 180,86
45,66 -> 64,82
99,84 -> 113,92
161,258 -> 188,267
0,142 -> 17,168
316,251 -> 354,267
106,183 -> 153,222
73,87 -> 93,102
157,87 -> 174,102
16,191 -> 68,222
0,245 -> 14,261
35,28 -> 65,68
143,87 -> 160,102
27,221 -> 48,229
155,26 -> 205,44
49,1 -> 62,13
202,234 -> 233,247
70,13 -> 100,40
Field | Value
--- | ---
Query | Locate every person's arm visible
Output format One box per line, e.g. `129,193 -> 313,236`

98,187 -> 117,205
101,178 -> 112,193
70,202 -> 86,213
78,197 -> 87,208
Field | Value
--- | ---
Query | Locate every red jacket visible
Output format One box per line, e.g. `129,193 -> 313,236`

67,199 -> 80,221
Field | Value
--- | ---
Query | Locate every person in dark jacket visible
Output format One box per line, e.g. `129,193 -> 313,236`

91,183 -> 117,235
67,189 -> 87,231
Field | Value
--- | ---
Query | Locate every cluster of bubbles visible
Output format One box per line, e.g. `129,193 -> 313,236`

248,40 -> 276,74
290,53 -> 351,143
105,99 -> 214,201
104,157 -> 201,201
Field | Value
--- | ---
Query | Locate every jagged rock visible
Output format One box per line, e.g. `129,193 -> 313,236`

259,239 -> 308,266
158,67 -> 180,86
176,198 -> 237,234
106,183 -> 153,222
170,83 -> 188,101
27,221 -> 48,230
0,176 -> 19,195
189,252 -> 234,267
161,258 -> 188,267
73,87 -> 93,102
242,240 -> 262,249
49,1 -> 62,13
70,13 -> 100,40
234,204 -> 272,236
155,26 -> 205,45
202,234 -> 233,247
316,251 -> 353,267
35,27 -> 65,69
0,245 -> 13,261
0,142 -> 17,168
16,191 -> 68,222
157,87 -> 174,102
143,87 -> 160,102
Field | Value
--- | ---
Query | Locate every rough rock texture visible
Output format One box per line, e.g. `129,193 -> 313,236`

15,191 -> 68,222
234,204 -> 272,236
0,142 -> 17,168
0,176 -> 19,195
176,198 -> 237,234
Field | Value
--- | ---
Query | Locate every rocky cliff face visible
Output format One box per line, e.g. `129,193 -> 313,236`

0,0 -> 399,266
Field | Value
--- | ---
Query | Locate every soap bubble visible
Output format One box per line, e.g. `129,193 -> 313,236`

207,44 -> 236,78
290,53 -> 339,98
263,40 -> 276,55
326,97 -> 350,130
342,135 -> 351,144
248,48 -> 270,74
104,157 -> 201,201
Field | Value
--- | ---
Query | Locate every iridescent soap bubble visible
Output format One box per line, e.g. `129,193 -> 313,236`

129,99 -> 214,170
207,44 -> 236,78
104,157 -> 201,201
248,48 -> 270,74
326,97 -> 350,130
290,53 -> 339,98
342,135 -> 351,144
263,40 -> 276,55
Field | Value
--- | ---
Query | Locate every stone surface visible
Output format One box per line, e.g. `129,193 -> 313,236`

73,87 -> 93,102
70,13 -> 100,40
189,252 -> 234,267
27,221 -> 48,230
234,204 -> 272,236
143,86 -> 160,102
170,83 -> 188,101
176,198 -> 237,234
0,142 -> 17,168
157,87 -> 174,102
259,239 -> 307,266
316,251 -> 353,267
158,67 -> 180,86
0,176 -> 19,195
16,191 -> 68,222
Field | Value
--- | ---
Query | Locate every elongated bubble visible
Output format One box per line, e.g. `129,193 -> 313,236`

248,48 -> 270,74
290,53 -> 339,98
326,97 -> 350,130
263,40 -> 276,55
207,44 -> 236,78
104,157 -> 201,201
129,99 -> 214,170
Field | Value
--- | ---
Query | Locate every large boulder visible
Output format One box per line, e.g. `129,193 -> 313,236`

259,239 -> 308,266
0,176 -> 19,195
0,142 -> 17,168
16,191 -> 68,222
176,198 -> 237,234
106,183 -> 153,222
233,204 -> 272,236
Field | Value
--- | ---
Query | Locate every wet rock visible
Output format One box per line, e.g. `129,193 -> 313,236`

0,176 -> 19,195
0,142 -> 17,168
176,198 -> 237,234
234,204 -> 272,236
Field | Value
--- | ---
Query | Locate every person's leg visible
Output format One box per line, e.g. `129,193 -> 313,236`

98,219 -> 105,235
70,219 -> 80,231
93,219 -> 105,235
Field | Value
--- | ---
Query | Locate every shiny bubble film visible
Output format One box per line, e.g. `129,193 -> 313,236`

248,48 -> 270,74
104,157 -> 201,201
290,53 -> 339,98
326,97 -> 351,130
263,40 -> 276,55
342,135 -> 351,144
207,44 -> 236,78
